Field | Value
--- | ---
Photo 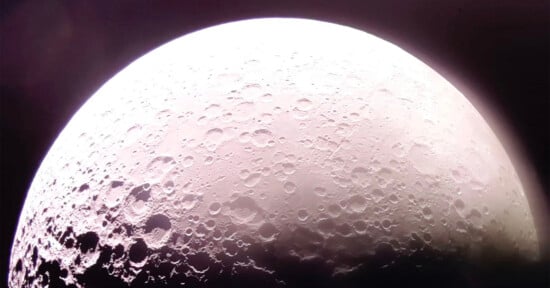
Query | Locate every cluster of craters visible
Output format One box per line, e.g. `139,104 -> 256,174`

9,19 -> 539,287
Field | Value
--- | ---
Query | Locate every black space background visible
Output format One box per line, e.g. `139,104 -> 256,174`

0,0 -> 548,286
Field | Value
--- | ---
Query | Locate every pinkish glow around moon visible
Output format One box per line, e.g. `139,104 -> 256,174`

9,18 -> 540,287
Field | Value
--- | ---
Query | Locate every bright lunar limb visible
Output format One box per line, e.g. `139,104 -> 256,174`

9,18 -> 540,287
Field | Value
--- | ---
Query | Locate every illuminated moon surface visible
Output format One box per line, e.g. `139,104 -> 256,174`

9,18 -> 539,287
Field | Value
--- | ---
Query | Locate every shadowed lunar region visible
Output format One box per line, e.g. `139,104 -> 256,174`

8,18 -> 543,287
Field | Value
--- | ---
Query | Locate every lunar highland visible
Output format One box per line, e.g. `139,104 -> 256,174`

9,18 -> 540,287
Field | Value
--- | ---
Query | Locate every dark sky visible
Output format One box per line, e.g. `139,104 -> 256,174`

1,0 -> 548,284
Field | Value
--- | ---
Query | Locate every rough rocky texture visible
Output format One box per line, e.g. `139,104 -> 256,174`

9,19 -> 539,287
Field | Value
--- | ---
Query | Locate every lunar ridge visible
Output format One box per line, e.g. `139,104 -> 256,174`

9,18 -> 539,287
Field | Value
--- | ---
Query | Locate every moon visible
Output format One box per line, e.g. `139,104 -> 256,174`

9,18 -> 539,287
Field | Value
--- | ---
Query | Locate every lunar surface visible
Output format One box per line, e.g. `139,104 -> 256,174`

9,18 -> 539,287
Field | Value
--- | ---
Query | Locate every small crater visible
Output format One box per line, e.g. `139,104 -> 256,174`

348,194 -> 367,213
297,209 -> 309,221
76,231 -> 99,253
351,167 -> 370,187
282,163 -> 296,175
205,219 -> 216,229
258,223 -> 279,240
78,183 -> 90,192
227,196 -> 261,223
317,218 -> 335,234
178,193 -> 201,210
208,202 -> 222,216
182,156 -> 194,168
205,128 -> 224,151
146,156 -> 176,180
129,238 -> 148,263
130,184 -> 151,201
296,98 -> 313,111
314,187 -> 327,197
453,199 -> 465,211
283,181 -> 297,194
187,252 -> 211,273
327,204 -> 342,217
144,214 -> 171,233
244,173 -> 262,188
336,223 -> 353,236
423,232 -> 432,242
388,194 -> 399,204
15,259 -> 22,272
353,221 -> 367,234
372,189 -> 384,202
111,180 -> 124,188
422,207 -> 433,220
251,129 -> 273,148
163,180 -> 175,194
222,240 -> 239,257
456,220 -> 467,233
